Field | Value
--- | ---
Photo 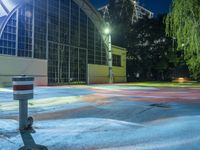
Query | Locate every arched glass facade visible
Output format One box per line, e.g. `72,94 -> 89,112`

0,0 -> 107,85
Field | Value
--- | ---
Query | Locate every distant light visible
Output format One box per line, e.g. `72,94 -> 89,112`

177,77 -> 186,83
25,11 -> 32,18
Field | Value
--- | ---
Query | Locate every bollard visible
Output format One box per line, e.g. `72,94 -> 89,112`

13,75 -> 34,131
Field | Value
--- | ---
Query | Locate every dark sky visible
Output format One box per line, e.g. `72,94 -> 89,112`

90,0 -> 172,15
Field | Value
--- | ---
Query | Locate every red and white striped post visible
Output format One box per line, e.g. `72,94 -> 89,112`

13,75 -> 34,130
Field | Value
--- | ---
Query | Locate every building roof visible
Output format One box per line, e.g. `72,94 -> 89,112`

0,0 -> 105,32
0,0 -> 107,48
0,0 -> 22,32
0,0 -> 22,17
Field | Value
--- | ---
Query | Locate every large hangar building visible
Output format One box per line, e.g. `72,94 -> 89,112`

0,0 -> 126,86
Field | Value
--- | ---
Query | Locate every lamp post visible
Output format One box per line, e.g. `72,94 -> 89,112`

104,23 -> 113,84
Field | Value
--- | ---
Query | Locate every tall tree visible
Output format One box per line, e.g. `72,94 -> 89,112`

107,1 -> 180,81
166,0 -> 200,80
127,16 -> 177,81
108,0 -> 134,46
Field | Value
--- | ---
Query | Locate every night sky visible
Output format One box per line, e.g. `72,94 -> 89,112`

90,0 -> 172,15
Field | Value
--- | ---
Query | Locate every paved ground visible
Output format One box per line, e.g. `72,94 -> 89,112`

0,84 -> 200,150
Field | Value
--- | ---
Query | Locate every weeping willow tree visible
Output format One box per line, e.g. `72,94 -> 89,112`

166,0 -> 200,80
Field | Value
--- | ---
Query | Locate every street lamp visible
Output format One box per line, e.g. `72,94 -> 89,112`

104,23 -> 113,84
104,27 -> 110,35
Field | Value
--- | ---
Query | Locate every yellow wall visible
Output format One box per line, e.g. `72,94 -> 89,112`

88,64 -> 109,84
88,45 -> 127,84
112,45 -> 127,83
0,55 -> 48,86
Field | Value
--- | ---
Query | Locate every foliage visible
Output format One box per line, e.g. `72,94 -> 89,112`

107,0 -> 184,81
165,0 -> 200,80
126,16 -> 178,81
108,0 -> 133,46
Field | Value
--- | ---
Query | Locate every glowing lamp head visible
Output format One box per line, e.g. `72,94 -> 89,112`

104,27 -> 110,35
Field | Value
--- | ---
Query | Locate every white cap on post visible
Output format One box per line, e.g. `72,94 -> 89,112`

13,76 -> 34,100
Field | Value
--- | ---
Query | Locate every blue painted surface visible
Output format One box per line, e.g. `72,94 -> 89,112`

0,87 -> 95,102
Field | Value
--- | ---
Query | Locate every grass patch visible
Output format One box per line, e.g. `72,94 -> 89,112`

127,82 -> 200,88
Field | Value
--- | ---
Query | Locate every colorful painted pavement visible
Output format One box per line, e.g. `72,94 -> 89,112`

0,84 -> 200,118
1,84 -> 200,149
88,85 -> 200,103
